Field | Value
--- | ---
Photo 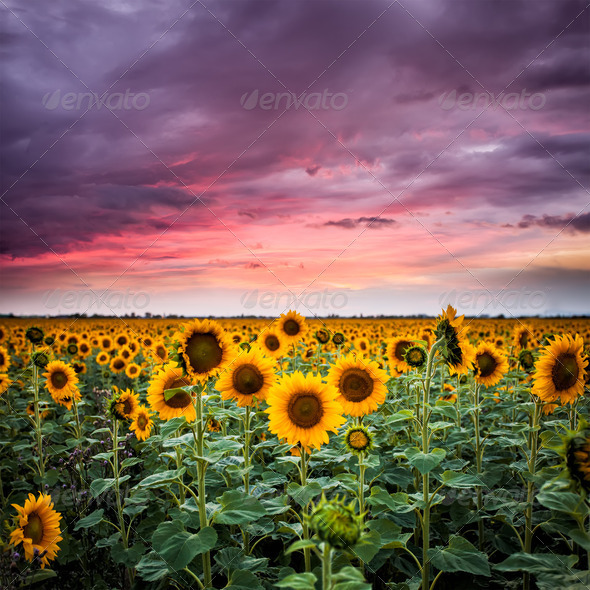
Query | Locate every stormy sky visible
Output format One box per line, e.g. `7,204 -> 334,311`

1,0 -> 589,318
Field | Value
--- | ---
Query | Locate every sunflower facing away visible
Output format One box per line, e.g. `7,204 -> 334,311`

472,342 -> 509,387
266,371 -> 345,452
386,336 -> 419,373
110,387 -> 140,420
434,305 -> 475,376
277,310 -> 308,344
147,362 -> 196,422
43,360 -> 78,398
532,333 -> 587,405
512,323 -> 536,350
10,493 -> 62,568
129,406 -> 154,441
256,329 -> 287,359
216,347 -> 276,407
174,319 -> 234,382
327,354 -> 388,417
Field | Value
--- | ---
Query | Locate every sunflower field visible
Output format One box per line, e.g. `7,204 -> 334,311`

1,310 -> 589,590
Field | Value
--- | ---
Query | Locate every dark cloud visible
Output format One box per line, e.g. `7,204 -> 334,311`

515,212 -> 590,233
323,217 -> 396,229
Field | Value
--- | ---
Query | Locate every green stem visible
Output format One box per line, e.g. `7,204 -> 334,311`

301,448 -> 312,573
472,383 -> 484,551
112,418 -> 128,549
243,405 -> 252,554
176,444 -> 185,504
523,398 -> 540,590
421,338 -> 443,590
32,356 -> 45,479
322,543 -> 332,590
195,387 -> 212,588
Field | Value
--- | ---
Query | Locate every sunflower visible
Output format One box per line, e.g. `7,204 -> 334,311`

256,329 -> 287,359
100,336 -> 113,351
315,329 -> 331,344
354,337 -> 371,356
332,332 -> 346,346
216,347 -> 276,407
386,337 -> 418,373
566,428 -> 590,493
125,363 -> 141,379
266,372 -> 345,451
174,319 -> 234,382
151,341 -> 169,363
115,332 -> 130,348
0,373 -> 10,395
147,362 -> 196,422
277,310 -> 308,344
518,349 -> 536,373
109,356 -> 127,374
327,354 -> 388,417
344,425 -> 374,455
434,306 -> 475,376
10,493 -> 62,568
439,393 -> 458,403
96,351 -> 110,365
472,342 -> 508,387
110,387 -> 140,420
0,345 -> 10,372
532,334 -> 587,405
43,360 -> 78,398
129,406 -> 154,441
512,324 -> 536,350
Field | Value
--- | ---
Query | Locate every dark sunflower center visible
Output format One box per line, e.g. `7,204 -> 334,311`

395,341 -> 411,361
113,360 -> 125,370
477,352 -> 498,378
359,341 -> 367,350
24,513 -> 43,544
185,333 -> 223,374
339,368 -> 374,402
156,346 -> 166,359
51,371 -> 68,389
0,352 -> 5,365
137,415 -> 148,429
283,319 -> 301,336
232,364 -> 264,395
265,335 -> 280,351
102,339 -> 110,348
519,331 -> 529,348
123,398 -> 133,415
164,379 -> 193,408
552,353 -> 579,391
288,393 -> 323,428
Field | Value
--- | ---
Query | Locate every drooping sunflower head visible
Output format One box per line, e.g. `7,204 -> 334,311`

327,354 -> 388,417
266,371 -> 345,452
25,326 -> 45,345
518,349 -> 536,373
255,329 -> 286,359
277,310 -> 308,344
147,362 -> 196,422
110,387 -> 140,421
344,425 -> 374,455
308,494 -> 362,550
512,324 -> 536,350
434,305 -> 472,370
9,493 -> 62,569
473,342 -> 509,387
42,360 -> 78,398
129,406 -> 154,441
216,347 -> 276,407
32,351 -> 50,369
173,319 -> 234,382
532,333 -> 587,405
315,329 -> 331,345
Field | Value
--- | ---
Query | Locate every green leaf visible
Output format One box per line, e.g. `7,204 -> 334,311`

287,482 -> 322,508
213,490 -> 267,525
74,509 -> 104,530
136,552 -> 169,582
332,566 -> 371,590
121,457 -> 143,469
89,478 -> 116,497
537,490 -> 588,517
366,487 -> 413,513
23,569 -> 57,584
405,447 -> 446,474
276,573 -> 317,589
440,470 -> 485,489
226,569 -> 263,590
567,528 -> 590,550
136,468 -> 186,489
152,521 -> 217,571
351,529 -> 380,562
366,518 -> 412,549
495,552 -> 578,574
285,539 -> 317,555
159,416 -> 187,438
429,535 -> 490,576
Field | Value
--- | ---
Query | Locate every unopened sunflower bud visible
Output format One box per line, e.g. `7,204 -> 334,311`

308,494 -> 362,549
